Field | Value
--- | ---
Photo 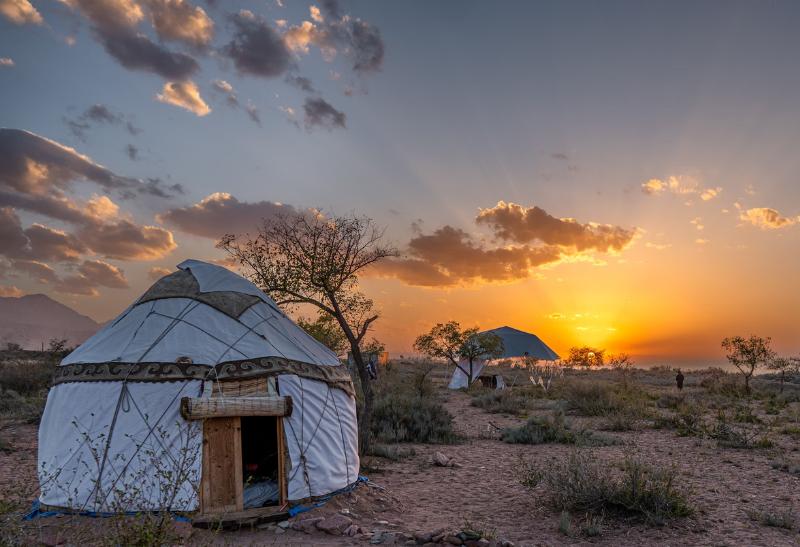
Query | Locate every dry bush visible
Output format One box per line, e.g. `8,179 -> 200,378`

371,365 -> 458,444
521,450 -> 693,525
0,358 -> 54,423
501,411 -> 618,447
747,508 -> 796,530
563,380 -> 652,418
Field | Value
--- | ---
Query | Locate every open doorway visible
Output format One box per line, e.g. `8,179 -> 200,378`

241,416 -> 282,509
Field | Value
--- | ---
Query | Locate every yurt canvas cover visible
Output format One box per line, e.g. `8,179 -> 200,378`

448,326 -> 559,389
37,260 -> 359,513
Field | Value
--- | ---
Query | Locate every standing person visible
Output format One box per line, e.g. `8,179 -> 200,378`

676,369 -> 685,391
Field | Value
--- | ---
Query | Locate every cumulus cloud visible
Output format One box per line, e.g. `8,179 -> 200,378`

373,202 -> 637,288
212,79 -> 238,107
156,80 -> 211,116
64,104 -> 141,141
76,219 -> 176,260
0,0 -> 42,24
147,266 -> 172,280
223,10 -> 292,78
0,207 -> 88,262
372,226 -> 563,287
14,258 -> 128,296
0,57 -> 14,67
0,128 -> 180,198
303,97 -> 345,130
12,259 -> 59,284
641,176 -> 722,202
476,201 -> 636,252
739,207 -> 798,230
144,0 -> 213,48
58,0 -> 199,80
158,192 -> 296,238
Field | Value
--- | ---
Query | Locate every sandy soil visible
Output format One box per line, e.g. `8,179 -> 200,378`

2,383 -> 800,546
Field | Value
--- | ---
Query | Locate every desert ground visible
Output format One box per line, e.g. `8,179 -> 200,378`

1,355 -> 800,546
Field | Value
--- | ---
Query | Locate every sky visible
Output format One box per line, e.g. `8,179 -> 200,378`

1,0 -> 800,366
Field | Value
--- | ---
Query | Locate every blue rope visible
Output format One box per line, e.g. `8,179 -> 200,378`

23,500 -> 190,522
286,476 -> 368,517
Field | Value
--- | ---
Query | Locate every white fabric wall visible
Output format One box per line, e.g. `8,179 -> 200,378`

38,380 -> 202,511
278,375 -> 359,501
447,359 -> 486,389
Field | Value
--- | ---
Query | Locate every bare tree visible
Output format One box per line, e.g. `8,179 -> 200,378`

721,335 -> 775,395
608,353 -> 635,387
414,321 -> 504,385
219,212 -> 397,454
767,356 -> 799,393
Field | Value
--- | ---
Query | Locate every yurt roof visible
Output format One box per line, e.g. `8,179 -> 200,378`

481,325 -> 560,361
58,260 -> 346,388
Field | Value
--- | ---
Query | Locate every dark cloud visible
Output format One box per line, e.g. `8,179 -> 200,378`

76,219 -> 176,260
285,74 -> 315,93
223,10 -> 292,78
125,144 -> 139,160
372,226 -> 562,287
0,128 -> 181,199
76,259 -> 128,288
348,19 -> 383,73
98,29 -> 199,80
64,104 -> 140,141
12,259 -> 59,285
0,208 -> 86,262
303,97 -> 346,130
476,201 -> 636,252
551,152 -> 568,161
319,0 -> 342,20
158,192 -> 296,238
13,257 -> 128,296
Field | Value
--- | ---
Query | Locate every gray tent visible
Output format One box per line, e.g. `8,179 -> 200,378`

482,326 -> 560,360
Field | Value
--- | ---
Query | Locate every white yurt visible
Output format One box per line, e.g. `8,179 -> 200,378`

448,326 -> 560,389
37,260 -> 359,518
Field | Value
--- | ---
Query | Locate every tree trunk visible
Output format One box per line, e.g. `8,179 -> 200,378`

349,341 -> 373,456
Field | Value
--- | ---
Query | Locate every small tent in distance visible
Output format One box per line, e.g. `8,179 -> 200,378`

448,326 -> 559,389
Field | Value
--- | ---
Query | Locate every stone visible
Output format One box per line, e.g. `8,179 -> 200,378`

274,527 -> 285,534
444,535 -> 464,545
291,516 -> 324,533
432,452 -> 451,467
414,530 -> 434,543
277,520 -> 291,529
316,513 -> 353,535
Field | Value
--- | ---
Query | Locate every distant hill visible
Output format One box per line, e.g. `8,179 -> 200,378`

0,294 -> 100,350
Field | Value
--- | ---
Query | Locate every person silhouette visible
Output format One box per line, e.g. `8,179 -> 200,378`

676,369 -> 685,391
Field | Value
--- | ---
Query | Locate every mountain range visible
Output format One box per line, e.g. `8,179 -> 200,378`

0,294 -> 101,350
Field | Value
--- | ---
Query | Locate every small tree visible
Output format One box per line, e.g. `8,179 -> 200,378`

608,353 -> 635,387
767,356 -> 799,393
721,335 -> 775,395
565,346 -> 605,368
219,211 -> 397,454
413,321 -> 503,385
298,313 -> 349,356
4,341 -> 22,351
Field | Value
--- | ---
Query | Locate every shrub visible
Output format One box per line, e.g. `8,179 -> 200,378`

471,388 -> 542,414
368,444 -> 417,461
371,390 -> 457,444
521,450 -> 693,525
0,358 -> 54,395
747,509 -> 796,530
564,381 -> 651,418
653,402 -> 706,437
502,411 -> 617,446
709,411 -> 772,449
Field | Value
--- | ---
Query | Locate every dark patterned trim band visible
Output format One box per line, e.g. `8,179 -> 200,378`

52,357 -> 355,397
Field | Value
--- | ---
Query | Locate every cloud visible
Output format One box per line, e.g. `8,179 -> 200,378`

64,104 -> 140,141
0,0 -> 43,24
245,102 -> 261,126
641,176 -> 722,202
690,217 -> 704,231
551,152 -> 568,160
58,0 -> 199,80
475,201 -> 636,252
125,144 -> 139,160
158,192 -> 296,238
76,219 -> 176,260
303,97 -> 345,130
14,258 -> 128,296
371,226 -> 562,287
739,207 -> 798,230
76,259 -> 128,288
148,266 -> 172,279
285,74 -> 315,92
0,129 -> 180,198
212,79 -> 239,107
156,80 -> 211,116
0,285 -> 22,297
223,10 -> 292,78
0,57 -> 14,67
144,0 -> 213,48
645,242 -> 672,251
12,259 -> 59,284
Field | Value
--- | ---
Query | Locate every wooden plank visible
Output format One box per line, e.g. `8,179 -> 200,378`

200,417 -> 242,514
276,417 -> 288,505
181,396 -> 293,420
212,377 -> 269,398
192,505 -> 290,530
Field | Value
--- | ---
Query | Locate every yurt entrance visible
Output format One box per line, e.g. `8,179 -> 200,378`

181,385 -> 292,525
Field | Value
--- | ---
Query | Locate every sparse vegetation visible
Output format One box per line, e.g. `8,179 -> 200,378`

521,450 -> 693,525
501,411 -> 618,446
747,508 -> 796,530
